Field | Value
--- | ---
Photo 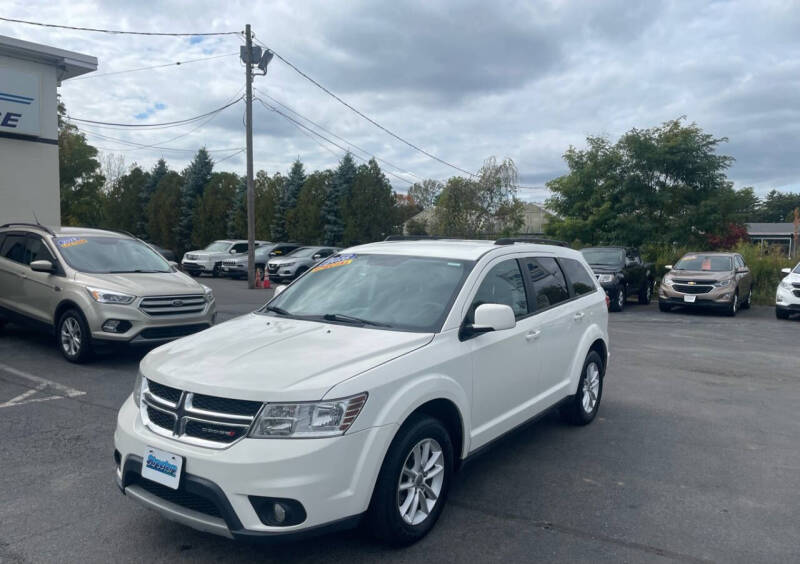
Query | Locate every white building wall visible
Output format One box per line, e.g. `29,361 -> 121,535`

0,54 -> 61,226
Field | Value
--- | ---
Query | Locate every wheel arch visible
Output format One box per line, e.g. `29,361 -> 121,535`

54,299 -> 88,331
567,326 -> 609,395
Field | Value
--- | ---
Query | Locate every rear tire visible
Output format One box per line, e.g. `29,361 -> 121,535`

741,288 -> 752,309
609,287 -> 625,312
367,414 -> 453,545
57,308 -> 93,363
658,301 -> 672,313
638,280 -> 653,305
560,350 -> 604,426
776,308 -> 790,320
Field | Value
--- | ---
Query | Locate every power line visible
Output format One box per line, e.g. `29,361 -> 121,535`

66,97 -> 243,129
76,124 -> 242,154
215,148 -> 246,164
255,98 -> 415,186
69,52 -> 238,81
0,16 -> 241,36
252,36 -> 476,178
255,88 -> 423,182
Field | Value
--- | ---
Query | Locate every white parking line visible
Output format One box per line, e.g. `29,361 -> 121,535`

0,362 -> 86,409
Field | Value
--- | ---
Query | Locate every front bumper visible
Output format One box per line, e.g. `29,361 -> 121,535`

88,300 -> 216,344
658,283 -> 735,308
181,260 -> 217,274
114,397 -> 397,538
776,285 -> 800,311
221,263 -> 247,277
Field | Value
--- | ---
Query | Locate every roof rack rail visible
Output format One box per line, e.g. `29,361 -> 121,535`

494,237 -> 569,247
384,235 -> 461,241
0,222 -> 55,235
103,228 -> 138,239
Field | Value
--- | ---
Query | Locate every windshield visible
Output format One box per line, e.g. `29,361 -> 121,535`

284,247 -> 318,259
261,253 -> 474,332
793,264 -> 800,274
581,248 -> 625,266
203,241 -> 230,252
54,236 -> 171,274
674,255 -> 732,272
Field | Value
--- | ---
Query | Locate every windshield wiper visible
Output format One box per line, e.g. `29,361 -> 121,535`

108,269 -> 165,273
322,313 -> 391,327
265,305 -> 292,316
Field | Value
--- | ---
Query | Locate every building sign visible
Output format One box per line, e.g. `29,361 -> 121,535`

0,68 -> 40,136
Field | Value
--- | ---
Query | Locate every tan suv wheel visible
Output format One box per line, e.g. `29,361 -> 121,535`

57,308 -> 93,363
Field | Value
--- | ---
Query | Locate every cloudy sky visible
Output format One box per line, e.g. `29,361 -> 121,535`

2,0 -> 799,201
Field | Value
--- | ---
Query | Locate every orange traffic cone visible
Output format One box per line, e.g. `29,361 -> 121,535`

263,275 -> 271,289
255,268 -> 262,289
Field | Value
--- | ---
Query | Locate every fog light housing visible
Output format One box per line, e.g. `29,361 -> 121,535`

249,496 -> 306,526
102,319 -> 131,333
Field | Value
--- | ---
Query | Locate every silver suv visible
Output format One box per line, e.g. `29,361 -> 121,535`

182,239 -> 268,277
266,246 -> 340,282
0,224 -> 216,362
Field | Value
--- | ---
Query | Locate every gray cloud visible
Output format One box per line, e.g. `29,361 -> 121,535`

2,0 -> 799,198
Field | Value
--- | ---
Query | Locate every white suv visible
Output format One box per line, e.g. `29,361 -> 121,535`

776,262 -> 800,319
114,238 -> 609,544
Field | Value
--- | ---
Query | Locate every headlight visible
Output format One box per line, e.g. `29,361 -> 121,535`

280,262 -> 296,268
132,372 -> 145,407
713,279 -> 732,287
597,274 -> 614,283
86,287 -> 135,304
249,392 -> 368,439
662,277 -> 674,287
202,284 -> 214,302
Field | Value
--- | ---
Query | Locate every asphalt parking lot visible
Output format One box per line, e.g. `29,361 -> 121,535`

1,278 -> 798,563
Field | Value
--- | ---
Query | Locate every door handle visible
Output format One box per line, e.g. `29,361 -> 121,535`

525,330 -> 541,341
573,312 -> 585,321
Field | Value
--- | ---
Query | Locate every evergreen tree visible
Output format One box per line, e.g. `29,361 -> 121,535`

292,171 -> 331,244
323,152 -> 357,245
343,158 -> 396,244
284,159 -> 307,240
103,165 -> 149,234
256,171 -> 282,240
174,148 -> 213,254
147,171 -> 183,252
138,159 -> 167,239
271,187 -> 288,241
226,176 -> 247,239
192,172 -> 239,247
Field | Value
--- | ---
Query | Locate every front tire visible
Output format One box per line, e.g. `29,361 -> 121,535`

367,414 -> 453,545
560,350 -> 604,426
776,308 -> 790,320
741,288 -> 752,309
658,301 -> 672,313
57,308 -> 92,363
725,291 -> 739,317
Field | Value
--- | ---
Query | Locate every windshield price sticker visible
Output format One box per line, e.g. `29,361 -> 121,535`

312,254 -> 356,272
57,237 -> 88,248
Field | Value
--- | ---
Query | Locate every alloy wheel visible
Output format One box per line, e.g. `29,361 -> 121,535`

397,438 -> 444,526
617,289 -> 625,309
582,362 -> 601,414
61,317 -> 81,357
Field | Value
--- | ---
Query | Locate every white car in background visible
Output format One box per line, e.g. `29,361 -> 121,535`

776,263 -> 800,319
181,240 -> 268,277
115,238 -> 609,544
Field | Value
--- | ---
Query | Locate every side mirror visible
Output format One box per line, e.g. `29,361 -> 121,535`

274,285 -> 288,296
229,249 -> 238,254
461,303 -> 517,340
312,253 -> 322,259
30,259 -> 55,273
736,267 -> 749,274
664,264 -> 673,270
781,267 -> 791,275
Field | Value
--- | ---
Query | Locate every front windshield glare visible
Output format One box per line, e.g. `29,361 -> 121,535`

674,255 -> 732,272
581,248 -> 625,265
55,237 -> 171,274
204,242 -> 229,252
262,254 -> 474,332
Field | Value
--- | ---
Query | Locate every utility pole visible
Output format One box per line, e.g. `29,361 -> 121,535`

244,24 -> 256,289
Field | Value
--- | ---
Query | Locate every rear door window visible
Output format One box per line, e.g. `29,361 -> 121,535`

231,243 -> 249,253
0,233 -> 27,264
523,257 -> 570,310
559,258 -> 597,296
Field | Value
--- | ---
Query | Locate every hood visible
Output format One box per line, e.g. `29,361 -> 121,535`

667,269 -> 731,281
783,272 -> 800,284
140,313 -> 434,401
269,255 -> 307,265
588,264 -> 622,274
76,270 -> 205,297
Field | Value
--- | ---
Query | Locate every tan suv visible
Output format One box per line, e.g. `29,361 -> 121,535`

658,252 -> 753,316
0,224 -> 216,362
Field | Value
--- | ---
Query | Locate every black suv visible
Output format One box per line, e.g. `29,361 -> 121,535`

580,247 -> 654,312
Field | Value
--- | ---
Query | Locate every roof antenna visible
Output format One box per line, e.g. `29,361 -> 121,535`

32,211 -> 42,226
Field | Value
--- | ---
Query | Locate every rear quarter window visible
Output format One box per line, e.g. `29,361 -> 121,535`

560,258 -> 597,296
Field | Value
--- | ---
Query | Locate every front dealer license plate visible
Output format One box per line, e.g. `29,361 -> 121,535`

684,295 -> 696,303
141,446 -> 183,490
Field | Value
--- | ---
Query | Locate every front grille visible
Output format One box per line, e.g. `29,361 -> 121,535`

140,294 -> 206,316
673,284 -> 712,294
139,324 -> 209,340
190,394 -> 262,417
222,259 -> 240,266
792,282 -> 800,289
793,290 -> 800,298
136,478 -> 222,518
142,379 -> 261,448
267,264 -> 279,273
